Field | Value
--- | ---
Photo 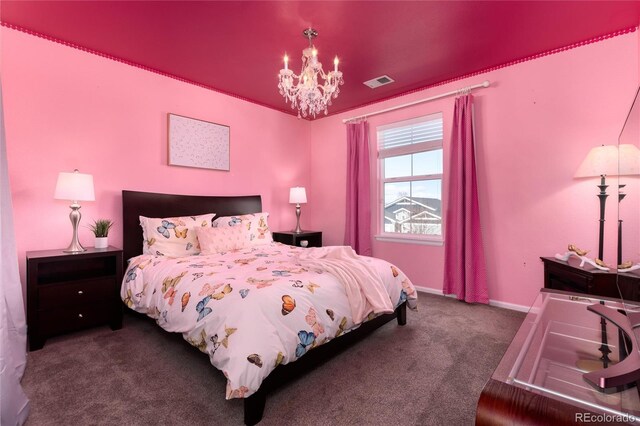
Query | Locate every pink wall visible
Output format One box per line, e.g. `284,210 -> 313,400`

308,33 -> 638,308
1,28 -> 310,285
2,27 -> 638,309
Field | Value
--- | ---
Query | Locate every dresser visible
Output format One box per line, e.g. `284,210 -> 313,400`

541,256 -> 640,302
26,247 -> 124,350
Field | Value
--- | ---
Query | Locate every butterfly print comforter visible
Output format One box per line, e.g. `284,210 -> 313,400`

121,243 -> 418,399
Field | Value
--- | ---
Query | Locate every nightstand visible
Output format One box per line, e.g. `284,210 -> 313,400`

26,246 -> 124,350
273,231 -> 322,248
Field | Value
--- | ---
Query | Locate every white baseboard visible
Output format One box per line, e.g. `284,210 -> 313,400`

415,285 -> 454,297
414,285 -> 529,313
487,299 -> 530,313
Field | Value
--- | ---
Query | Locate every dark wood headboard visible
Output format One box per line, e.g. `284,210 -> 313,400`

122,190 -> 262,262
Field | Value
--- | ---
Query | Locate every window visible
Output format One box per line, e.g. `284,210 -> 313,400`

377,113 -> 443,243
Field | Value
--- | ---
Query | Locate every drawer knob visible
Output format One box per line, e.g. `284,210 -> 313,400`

78,314 -> 84,318
78,290 -> 84,295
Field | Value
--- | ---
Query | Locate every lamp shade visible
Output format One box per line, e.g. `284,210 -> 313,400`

575,145 -> 619,178
575,144 -> 640,178
54,170 -> 95,202
619,144 -> 640,176
289,187 -> 307,204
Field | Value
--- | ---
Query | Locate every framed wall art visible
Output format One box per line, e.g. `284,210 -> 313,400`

168,113 -> 230,171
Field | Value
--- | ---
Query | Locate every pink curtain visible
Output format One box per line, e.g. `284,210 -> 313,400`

344,121 -> 372,256
443,95 -> 489,303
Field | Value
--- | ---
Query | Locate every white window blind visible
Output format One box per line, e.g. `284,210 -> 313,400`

376,112 -> 444,243
378,113 -> 443,150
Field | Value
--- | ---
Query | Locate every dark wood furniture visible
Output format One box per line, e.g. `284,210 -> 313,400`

619,272 -> 640,302
122,190 -> 406,425
272,230 -> 322,247
26,246 -> 123,351
477,378 -> 604,425
541,256 -> 640,301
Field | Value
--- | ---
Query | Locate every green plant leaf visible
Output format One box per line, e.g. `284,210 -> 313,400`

89,219 -> 114,238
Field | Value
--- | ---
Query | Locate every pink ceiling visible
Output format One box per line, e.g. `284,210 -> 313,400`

1,1 -> 639,118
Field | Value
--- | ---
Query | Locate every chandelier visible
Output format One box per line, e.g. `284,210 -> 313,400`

278,28 -> 344,118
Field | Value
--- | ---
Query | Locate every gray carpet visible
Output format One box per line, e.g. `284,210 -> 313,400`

21,293 -> 525,425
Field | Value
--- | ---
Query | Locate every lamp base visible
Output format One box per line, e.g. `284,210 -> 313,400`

63,203 -> 86,253
596,175 -> 608,261
63,242 -> 86,253
293,203 -> 303,234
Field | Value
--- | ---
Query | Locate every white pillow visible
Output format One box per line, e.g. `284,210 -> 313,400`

140,213 -> 215,256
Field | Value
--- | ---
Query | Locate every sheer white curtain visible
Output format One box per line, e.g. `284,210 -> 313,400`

0,78 -> 30,425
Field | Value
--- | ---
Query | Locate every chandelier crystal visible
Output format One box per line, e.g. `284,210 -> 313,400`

278,28 -> 344,118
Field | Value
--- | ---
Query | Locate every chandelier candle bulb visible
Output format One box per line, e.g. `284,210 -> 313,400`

334,57 -> 339,72
284,55 -> 288,70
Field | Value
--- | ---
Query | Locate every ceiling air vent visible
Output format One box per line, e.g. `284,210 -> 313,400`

363,75 -> 395,89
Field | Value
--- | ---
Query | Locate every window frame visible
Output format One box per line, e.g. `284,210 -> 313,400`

375,114 -> 444,246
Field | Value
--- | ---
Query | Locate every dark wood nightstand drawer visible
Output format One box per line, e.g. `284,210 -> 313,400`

38,278 -> 117,310
546,267 -> 591,293
39,303 -> 113,336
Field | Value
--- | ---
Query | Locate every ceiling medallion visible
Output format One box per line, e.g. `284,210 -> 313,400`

278,28 -> 344,118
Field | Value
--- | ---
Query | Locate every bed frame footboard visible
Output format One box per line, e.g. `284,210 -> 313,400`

242,301 -> 407,425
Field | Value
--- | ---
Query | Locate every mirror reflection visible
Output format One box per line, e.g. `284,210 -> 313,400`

618,87 -> 640,302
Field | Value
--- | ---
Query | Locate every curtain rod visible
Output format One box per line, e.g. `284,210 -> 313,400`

342,80 -> 490,123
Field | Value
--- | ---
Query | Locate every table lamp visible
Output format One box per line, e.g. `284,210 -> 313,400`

289,187 -> 307,234
575,144 -> 640,263
54,169 -> 95,253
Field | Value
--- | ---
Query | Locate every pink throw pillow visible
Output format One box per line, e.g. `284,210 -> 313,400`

196,226 -> 247,254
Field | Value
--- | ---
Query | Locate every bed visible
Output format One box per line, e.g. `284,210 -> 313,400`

121,190 -> 417,425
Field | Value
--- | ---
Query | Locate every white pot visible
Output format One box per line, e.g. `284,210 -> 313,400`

95,237 -> 108,249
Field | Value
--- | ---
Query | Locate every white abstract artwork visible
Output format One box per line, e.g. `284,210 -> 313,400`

168,113 -> 230,171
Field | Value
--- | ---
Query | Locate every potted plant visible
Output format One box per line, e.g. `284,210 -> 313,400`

89,219 -> 113,249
